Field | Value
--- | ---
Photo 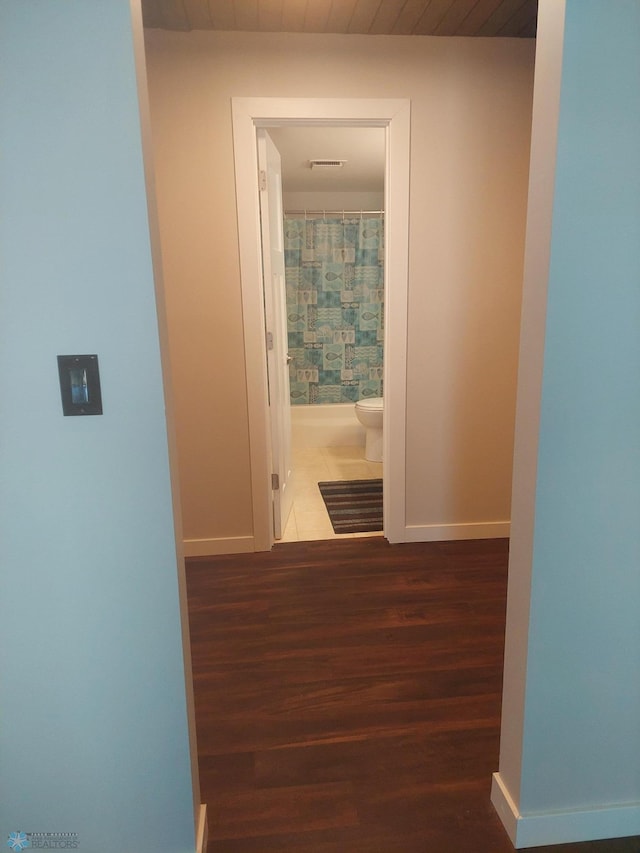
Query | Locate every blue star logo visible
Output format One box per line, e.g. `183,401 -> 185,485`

7,833 -> 30,851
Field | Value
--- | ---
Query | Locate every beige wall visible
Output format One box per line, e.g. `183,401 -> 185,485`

144,30 -> 535,548
282,191 -> 385,211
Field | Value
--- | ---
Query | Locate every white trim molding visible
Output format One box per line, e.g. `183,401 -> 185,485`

232,97 -> 411,549
403,521 -> 510,542
491,774 -> 640,849
196,804 -> 208,853
184,536 -> 255,558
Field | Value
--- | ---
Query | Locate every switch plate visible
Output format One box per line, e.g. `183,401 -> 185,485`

57,354 -> 103,416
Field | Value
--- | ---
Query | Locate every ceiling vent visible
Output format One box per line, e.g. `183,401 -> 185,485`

309,159 -> 347,170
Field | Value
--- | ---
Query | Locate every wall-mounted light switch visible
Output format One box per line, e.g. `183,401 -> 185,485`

57,354 -> 103,416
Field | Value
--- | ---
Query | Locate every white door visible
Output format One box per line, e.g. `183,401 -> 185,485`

257,129 -> 294,539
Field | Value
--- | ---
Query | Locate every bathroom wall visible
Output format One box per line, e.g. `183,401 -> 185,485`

285,215 -> 384,404
291,403 -> 364,448
144,30 -> 534,552
283,190 -> 384,210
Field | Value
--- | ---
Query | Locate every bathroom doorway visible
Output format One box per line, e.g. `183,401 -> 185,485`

232,98 -> 410,551
265,125 -> 386,542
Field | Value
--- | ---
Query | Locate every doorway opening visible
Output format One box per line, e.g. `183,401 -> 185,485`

265,125 -> 386,543
232,98 -> 410,551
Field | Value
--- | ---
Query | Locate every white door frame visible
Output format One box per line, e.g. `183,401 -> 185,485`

232,97 -> 410,550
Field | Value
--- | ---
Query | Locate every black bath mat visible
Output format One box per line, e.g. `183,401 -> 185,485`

318,479 -> 383,534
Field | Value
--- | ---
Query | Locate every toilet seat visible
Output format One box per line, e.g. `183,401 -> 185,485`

355,397 -> 383,411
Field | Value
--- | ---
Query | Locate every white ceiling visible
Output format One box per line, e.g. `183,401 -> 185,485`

268,126 -> 385,193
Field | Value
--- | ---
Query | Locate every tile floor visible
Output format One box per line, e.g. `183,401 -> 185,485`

280,445 -> 383,542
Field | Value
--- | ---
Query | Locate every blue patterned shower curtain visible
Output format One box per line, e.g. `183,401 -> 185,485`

284,215 -> 384,405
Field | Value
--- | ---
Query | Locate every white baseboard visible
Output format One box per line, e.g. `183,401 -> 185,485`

184,536 -> 255,557
491,772 -> 521,843
491,772 -> 640,849
184,523 -> 509,555
196,804 -> 207,853
402,521 -> 510,542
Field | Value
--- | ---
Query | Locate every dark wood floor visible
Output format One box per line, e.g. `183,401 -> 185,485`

186,537 -> 640,853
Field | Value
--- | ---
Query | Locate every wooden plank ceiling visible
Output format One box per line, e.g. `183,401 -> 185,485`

141,0 -> 538,37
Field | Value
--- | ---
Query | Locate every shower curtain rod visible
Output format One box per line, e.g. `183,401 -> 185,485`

283,209 -> 384,217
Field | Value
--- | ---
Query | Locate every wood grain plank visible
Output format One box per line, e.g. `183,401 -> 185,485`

182,0 -> 212,27
348,0 -> 385,33
518,7 -> 537,37
207,0 -> 236,28
390,0 -> 429,35
210,781 -> 358,840
143,0 -> 538,35
253,726 -> 500,787
141,0 -> 163,28
187,538 -> 640,853
258,0 -> 284,31
280,0 -> 307,32
233,0 -> 259,30
196,700 -> 502,756
476,0 -> 529,35
413,0 -> 458,35
303,0 -> 333,32
433,0 -> 481,35
325,0 -> 360,32
368,0 -> 406,35
453,0 -> 504,35
497,0 -> 537,36
148,0 -> 191,30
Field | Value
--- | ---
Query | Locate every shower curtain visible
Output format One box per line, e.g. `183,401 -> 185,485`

284,215 -> 384,405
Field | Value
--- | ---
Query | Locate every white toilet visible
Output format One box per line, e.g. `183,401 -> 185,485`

355,397 -> 383,463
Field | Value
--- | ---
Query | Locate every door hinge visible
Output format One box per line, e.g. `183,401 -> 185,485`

271,472 -> 280,490
266,331 -> 274,351
259,170 -> 267,191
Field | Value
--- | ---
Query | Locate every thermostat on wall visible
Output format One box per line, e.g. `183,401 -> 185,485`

57,354 -> 103,416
